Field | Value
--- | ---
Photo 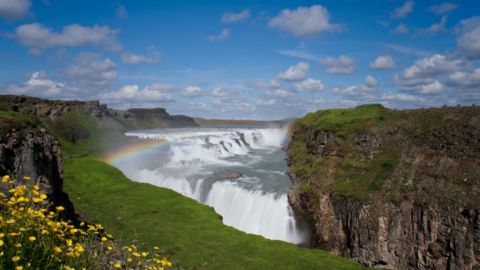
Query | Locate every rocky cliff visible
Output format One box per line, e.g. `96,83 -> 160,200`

0,127 -> 77,222
0,95 -> 197,128
287,105 -> 480,269
0,94 -> 199,222
0,95 -> 197,155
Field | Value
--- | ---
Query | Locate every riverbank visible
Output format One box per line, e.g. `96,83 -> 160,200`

63,155 -> 367,270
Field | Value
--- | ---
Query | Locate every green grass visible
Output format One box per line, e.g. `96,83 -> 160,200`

288,104 -> 400,201
298,104 -> 391,131
63,156 -> 368,270
334,142 -> 400,200
44,112 -> 127,155
0,111 -> 40,136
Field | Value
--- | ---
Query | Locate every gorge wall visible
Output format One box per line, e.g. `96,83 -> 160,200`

0,127 -> 77,222
287,105 -> 480,269
0,94 -> 198,222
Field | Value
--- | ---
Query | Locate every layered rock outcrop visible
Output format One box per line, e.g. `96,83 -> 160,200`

287,105 -> 480,269
0,128 -> 77,222
0,95 -> 114,118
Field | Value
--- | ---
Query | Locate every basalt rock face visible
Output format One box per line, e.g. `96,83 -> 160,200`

0,128 -> 77,222
288,189 -> 480,269
287,105 -> 480,269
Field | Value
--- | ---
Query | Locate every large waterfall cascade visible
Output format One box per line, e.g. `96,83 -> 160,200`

114,126 -> 308,244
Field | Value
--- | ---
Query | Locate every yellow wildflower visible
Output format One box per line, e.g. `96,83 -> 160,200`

74,244 -> 85,253
12,255 -> 20,262
0,239 -> 3,246
65,239 -> 73,247
53,246 -> 62,253
113,263 -> 122,269
23,176 -> 31,181
55,206 -> 65,212
16,266 -> 23,270
2,175 -> 9,183
28,236 -> 36,242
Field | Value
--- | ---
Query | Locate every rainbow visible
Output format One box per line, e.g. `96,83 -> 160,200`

101,138 -> 167,163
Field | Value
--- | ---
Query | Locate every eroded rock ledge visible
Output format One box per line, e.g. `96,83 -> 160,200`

287,105 -> 480,269
0,128 -> 77,222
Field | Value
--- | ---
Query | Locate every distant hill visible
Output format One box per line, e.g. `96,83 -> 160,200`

194,117 -> 283,126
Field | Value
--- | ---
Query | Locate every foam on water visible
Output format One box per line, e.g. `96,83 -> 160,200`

119,126 -> 308,244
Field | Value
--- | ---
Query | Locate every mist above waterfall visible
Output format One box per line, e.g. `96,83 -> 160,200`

113,126 -> 308,244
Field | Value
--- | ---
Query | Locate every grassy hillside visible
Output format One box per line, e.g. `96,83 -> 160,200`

289,104 -> 480,204
0,111 -> 40,136
43,111 -> 128,155
63,156 -> 367,270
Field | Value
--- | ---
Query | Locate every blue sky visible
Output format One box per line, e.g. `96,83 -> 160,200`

0,0 -> 479,119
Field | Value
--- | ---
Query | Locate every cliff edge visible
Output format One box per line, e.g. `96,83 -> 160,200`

287,104 -> 480,269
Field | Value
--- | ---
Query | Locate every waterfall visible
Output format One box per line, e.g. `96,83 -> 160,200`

121,127 -> 308,244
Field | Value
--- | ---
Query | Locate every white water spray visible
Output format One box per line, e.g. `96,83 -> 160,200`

122,127 -> 308,244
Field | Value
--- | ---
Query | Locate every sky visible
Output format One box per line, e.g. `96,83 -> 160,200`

0,0 -> 479,120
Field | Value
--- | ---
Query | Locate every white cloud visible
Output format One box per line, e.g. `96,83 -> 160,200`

221,9 -> 250,24
277,62 -> 309,81
101,84 -> 172,102
268,5 -> 341,37
321,55 -> 355,74
67,53 -> 116,85
455,17 -> 480,58
370,55 -> 395,69
275,89 -> 290,97
292,78 -> 324,91
394,54 -> 477,96
122,49 -> 160,65
392,1 -> 414,19
428,2 -> 458,15
7,71 -> 75,98
448,69 -> 480,89
256,98 -> 275,105
395,54 -> 465,88
364,75 -> 378,88
382,43 -> 430,57
211,87 -> 230,97
116,4 -> 128,19
419,80 -> 443,94
182,85 -> 202,97
146,83 -> 175,92
208,28 -> 230,41
0,0 -> 30,20
333,85 -> 372,97
380,92 -> 425,103
393,23 -> 409,34
418,16 -> 447,34
277,49 -> 322,61
245,79 -> 281,90
14,23 -> 121,53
